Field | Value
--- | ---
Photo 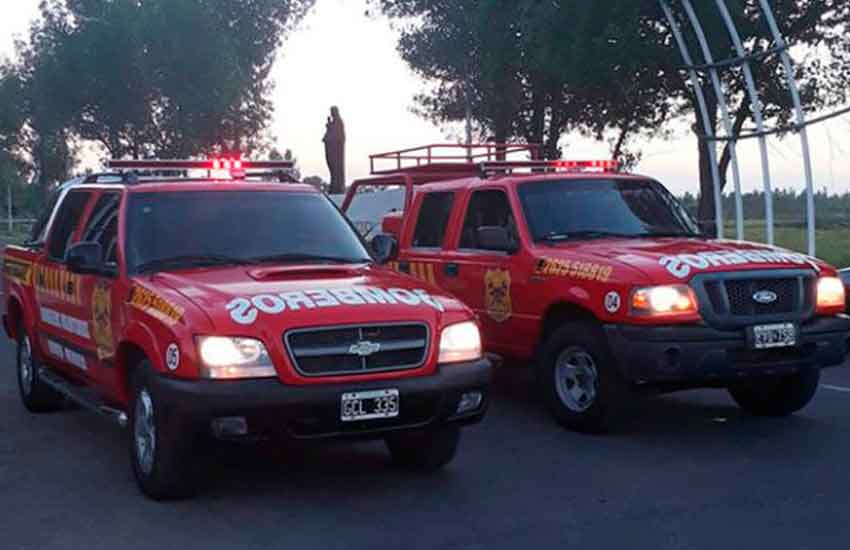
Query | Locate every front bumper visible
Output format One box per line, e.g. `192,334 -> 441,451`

605,315 -> 850,385
151,359 -> 491,440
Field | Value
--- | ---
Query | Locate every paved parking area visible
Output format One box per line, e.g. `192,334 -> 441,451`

1,329 -> 849,550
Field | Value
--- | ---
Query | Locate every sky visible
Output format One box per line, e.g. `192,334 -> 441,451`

2,0 -> 849,198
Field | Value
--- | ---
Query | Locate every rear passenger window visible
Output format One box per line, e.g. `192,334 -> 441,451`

412,192 -> 454,248
460,190 -> 518,250
47,191 -> 92,261
29,188 -> 63,245
81,192 -> 121,267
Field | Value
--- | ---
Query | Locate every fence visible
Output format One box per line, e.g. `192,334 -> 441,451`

0,218 -> 36,234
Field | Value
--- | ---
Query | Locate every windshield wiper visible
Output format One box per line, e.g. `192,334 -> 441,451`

636,231 -> 705,239
136,254 -> 251,274
538,230 -> 631,242
247,253 -> 371,265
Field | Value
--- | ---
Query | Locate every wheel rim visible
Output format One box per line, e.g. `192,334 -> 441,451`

19,335 -> 34,396
554,347 -> 599,413
134,388 -> 156,476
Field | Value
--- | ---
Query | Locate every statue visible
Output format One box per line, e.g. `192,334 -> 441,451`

323,106 -> 346,194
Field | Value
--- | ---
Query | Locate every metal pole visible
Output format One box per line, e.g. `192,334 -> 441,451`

758,0 -> 816,256
681,0 -> 745,242
7,184 -> 12,233
464,86 -> 473,161
660,0 -> 724,238
715,0 -> 775,245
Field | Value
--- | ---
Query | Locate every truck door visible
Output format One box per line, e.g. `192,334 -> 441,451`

76,190 -> 124,397
438,189 -> 527,357
395,190 -> 456,287
33,189 -> 94,381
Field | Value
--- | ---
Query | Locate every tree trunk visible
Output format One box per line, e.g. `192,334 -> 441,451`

695,93 -> 719,236
695,93 -> 751,237
542,107 -> 565,160
612,123 -> 630,160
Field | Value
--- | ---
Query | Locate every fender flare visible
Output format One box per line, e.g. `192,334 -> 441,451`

5,286 -> 38,342
119,321 -> 166,373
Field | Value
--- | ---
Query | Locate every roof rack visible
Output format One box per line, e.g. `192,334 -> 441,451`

369,143 -> 541,176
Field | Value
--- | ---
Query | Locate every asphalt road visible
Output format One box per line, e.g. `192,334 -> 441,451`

2,332 -> 850,550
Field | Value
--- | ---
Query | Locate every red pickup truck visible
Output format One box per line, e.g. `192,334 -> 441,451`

3,159 -> 490,499
344,144 -> 850,433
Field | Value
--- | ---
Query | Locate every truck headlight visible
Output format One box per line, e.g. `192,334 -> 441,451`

438,321 -> 482,364
816,277 -> 845,311
631,285 -> 698,316
196,336 -> 276,379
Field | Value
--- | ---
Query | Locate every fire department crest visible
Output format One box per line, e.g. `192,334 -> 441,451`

484,269 -> 512,322
91,283 -> 115,359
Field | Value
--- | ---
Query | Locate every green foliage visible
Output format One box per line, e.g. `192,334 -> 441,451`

3,0 -> 313,191
376,0 -> 850,228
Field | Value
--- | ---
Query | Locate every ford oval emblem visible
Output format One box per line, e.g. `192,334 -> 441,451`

752,290 -> 778,305
348,341 -> 382,357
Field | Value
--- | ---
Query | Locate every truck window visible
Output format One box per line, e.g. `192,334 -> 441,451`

81,192 -> 121,266
412,192 -> 454,248
125,191 -> 371,274
344,187 -> 405,240
518,179 -> 700,240
459,190 -> 518,250
47,190 -> 93,261
28,188 -> 63,245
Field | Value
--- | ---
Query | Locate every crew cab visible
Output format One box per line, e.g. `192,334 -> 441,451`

3,159 -> 490,499
343,144 -> 850,433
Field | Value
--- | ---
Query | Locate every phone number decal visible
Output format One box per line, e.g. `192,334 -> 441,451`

535,258 -> 613,283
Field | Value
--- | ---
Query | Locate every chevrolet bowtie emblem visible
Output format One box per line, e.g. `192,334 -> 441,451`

348,341 -> 382,357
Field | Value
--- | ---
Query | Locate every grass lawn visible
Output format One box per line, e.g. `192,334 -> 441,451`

724,221 -> 850,269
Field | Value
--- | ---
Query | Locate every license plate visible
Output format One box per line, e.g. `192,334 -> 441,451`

751,323 -> 797,350
341,389 -> 399,422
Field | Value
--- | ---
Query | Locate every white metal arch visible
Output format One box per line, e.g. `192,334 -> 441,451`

660,0 -> 817,255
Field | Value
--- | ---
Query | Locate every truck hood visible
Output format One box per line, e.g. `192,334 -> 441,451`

542,238 -> 829,283
148,263 -> 466,333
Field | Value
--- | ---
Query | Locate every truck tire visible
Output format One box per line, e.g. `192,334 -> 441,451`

539,322 -> 630,433
385,425 -> 460,472
16,330 -> 64,413
128,361 -> 198,500
728,369 -> 820,417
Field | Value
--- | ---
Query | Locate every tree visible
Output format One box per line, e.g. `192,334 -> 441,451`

376,0 -> 850,234
0,64 -> 27,187
11,0 -> 314,188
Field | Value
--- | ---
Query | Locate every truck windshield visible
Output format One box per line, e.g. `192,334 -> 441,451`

518,179 -> 701,242
126,191 -> 372,274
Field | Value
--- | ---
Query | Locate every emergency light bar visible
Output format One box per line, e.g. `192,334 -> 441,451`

477,159 -> 620,177
107,159 -> 294,171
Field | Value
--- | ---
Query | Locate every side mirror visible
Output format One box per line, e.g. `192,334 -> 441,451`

477,226 -> 517,253
371,233 -> 399,264
66,241 -> 104,275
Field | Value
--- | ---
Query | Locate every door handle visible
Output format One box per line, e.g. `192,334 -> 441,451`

444,263 -> 459,277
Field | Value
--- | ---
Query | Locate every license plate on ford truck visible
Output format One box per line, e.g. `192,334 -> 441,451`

751,323 -> 797,350
341,389 -> 400,422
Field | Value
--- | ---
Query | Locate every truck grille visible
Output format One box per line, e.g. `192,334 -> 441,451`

284,323 -> 429,377
723,278 -> 799,315
693,270 -> 815,329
